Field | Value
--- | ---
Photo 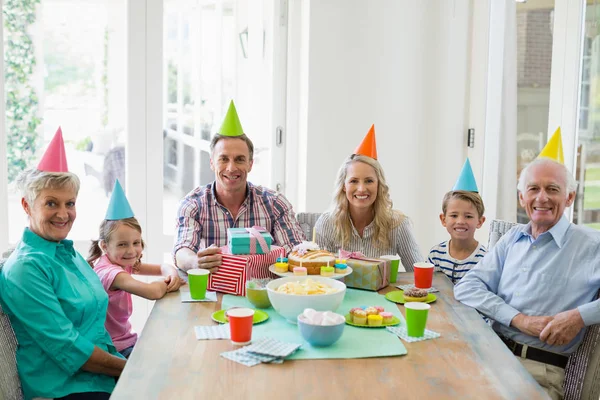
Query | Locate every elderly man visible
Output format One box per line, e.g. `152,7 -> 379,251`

454,157 -> 600,400
174,101 -> 305,273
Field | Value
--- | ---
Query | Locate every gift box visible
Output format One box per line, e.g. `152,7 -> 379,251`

343,255 -> 390,291
227,227 -> 272,255
208,245 -> 284,296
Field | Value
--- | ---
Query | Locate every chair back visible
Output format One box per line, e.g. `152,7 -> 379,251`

0,250 -> 24,400
296,212 -> 322,242
487,220 -> 519,249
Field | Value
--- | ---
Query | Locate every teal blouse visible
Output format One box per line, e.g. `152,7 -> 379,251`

0,228 -> 122,399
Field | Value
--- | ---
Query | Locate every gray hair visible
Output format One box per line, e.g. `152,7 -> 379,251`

517,158 -> 577,194
209,134 -> 254,161
16,168 -> 81,205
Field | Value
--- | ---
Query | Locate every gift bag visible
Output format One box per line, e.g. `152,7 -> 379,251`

340,251 -> 390,291
208,246 -> 285,296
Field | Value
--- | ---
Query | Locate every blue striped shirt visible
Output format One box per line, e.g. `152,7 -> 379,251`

455,216 -> 600,355
173,182 -> 306,257
427,241 -> 487,284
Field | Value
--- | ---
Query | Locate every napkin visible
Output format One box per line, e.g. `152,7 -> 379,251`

386,326 -> 441,342
181,290 -> 218,303
395,284 -> 439,293
195,324 -> 230,340
220,337 -> 302,367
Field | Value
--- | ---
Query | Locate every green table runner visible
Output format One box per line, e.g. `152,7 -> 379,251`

222,288 -> 407,359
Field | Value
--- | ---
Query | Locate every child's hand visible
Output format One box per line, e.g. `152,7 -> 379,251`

164,274 -> 183,292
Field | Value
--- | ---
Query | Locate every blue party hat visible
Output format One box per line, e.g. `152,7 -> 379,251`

105,180 -> 135,220
452,158 -> 478,192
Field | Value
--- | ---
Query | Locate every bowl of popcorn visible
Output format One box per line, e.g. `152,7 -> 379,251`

297,308 -> 345,347
266,276 -> 346,323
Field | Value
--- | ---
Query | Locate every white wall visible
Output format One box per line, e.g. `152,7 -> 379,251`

287,0 -> 479,256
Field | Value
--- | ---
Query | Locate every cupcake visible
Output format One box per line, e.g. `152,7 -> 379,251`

349,307 -> 362,316
368,314 -> 383,326
380,312 -> 393,324
364,307 -> 379,316
403,288 -> 429,302
374,306 -> 385,313
293,266 -> 307,276
320,266 -> 335,277
276,257 -> 288,263
353,309 -> 367,325
274,262 -> 289,273
334,263 -> 348,274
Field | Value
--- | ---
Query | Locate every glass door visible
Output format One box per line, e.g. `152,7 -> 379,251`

3,0 -> 126,254
158,0 -> 287,259
575,1 -> 600,230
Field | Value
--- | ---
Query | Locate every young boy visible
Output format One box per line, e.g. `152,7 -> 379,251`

427,190 -> 486,285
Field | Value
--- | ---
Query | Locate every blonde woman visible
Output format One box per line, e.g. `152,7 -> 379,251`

315,130 -> 423,272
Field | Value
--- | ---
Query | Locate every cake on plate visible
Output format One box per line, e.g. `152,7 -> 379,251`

288,241 -> 336,275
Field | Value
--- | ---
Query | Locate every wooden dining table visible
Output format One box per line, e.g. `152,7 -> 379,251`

111,272 -> 548,400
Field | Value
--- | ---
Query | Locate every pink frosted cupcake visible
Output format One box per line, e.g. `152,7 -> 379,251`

380,312 -> 393,324
374,306 -> 385,313
349,307 -> 362,316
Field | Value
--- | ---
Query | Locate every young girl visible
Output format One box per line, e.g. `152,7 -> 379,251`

88,217 -> 182,359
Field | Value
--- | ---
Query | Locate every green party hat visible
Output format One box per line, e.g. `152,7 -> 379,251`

218,100 -> 245,137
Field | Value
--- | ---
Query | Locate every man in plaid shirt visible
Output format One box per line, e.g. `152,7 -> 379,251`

174,102 -> 305,273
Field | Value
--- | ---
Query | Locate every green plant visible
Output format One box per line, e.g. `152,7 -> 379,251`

4,0 -> 42,182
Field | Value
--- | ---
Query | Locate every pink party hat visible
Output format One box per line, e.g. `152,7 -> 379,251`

37,127 -> 69,172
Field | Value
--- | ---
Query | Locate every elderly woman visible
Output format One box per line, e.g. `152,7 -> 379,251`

315,151 -> 423,272
0,168 -> 125,400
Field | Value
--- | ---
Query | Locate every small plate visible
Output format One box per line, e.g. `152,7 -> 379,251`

269,264 -> 353,280
344,314 -> 401,328
211,309 -> 269,325
385,290 -> 437,305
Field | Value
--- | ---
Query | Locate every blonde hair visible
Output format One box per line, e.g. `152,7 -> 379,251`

16,168 -> 80,205
441,191 -> 485,218
87,217 -> 145,267
329,155 -> 405,249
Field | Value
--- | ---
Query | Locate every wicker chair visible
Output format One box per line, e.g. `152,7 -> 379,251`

0,248 -> 23,400
488,220 -> 600,400
296,212 -> 322,242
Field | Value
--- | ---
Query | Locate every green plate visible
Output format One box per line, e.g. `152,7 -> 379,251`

211,309 -> 269,325
385,290 -> 437,305
344,314 -> 401,328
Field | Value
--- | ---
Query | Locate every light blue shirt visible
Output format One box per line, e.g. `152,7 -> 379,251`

0,228 -> 122,399
454,215 -> 600,355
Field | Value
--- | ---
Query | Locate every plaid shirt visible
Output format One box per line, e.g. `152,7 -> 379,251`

174,182 -> 306,258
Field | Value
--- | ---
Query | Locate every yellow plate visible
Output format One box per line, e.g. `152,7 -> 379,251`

385,290 -> 437,304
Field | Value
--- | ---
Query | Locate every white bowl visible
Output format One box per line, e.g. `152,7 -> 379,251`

266,276 -> 346,323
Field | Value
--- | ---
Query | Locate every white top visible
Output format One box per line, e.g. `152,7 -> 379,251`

314,211 -> 423,272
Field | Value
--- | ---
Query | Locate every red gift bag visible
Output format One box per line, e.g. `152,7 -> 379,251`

207,246 -> 285,296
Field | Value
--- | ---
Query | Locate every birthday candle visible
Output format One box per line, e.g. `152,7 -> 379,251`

312,227 -> 316,243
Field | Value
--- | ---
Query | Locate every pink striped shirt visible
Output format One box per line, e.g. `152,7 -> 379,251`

173,182 -> 305,259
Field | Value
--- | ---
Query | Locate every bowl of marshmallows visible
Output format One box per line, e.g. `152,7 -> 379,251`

297,308 -> 345,347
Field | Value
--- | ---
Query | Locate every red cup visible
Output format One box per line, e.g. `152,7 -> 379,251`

413,262 -> 434,289
227,308 -> 255,345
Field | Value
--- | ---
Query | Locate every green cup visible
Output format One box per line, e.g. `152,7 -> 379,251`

188,269 -> 210,300
380,254 -> 401,283
405,302 -> 431,337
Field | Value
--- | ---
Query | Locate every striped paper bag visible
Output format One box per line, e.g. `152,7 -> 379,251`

207,245 -> 285,296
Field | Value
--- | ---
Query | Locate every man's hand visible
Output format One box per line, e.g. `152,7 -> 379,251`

196,245 -> 222,272
540,309 -> 585,346
510,313 -> 553,337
